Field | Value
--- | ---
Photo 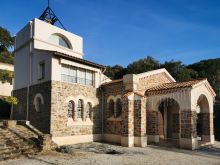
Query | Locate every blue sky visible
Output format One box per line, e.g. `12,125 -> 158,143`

1,0 -> 220,66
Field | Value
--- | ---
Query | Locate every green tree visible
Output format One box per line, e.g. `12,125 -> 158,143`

105,65 -> 127,80
0,26 -> 14,51
127,56 -> 160,74
161,60 -> 198,82
0,26 -> 14,64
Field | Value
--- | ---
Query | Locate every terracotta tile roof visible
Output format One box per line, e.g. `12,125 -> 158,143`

101,79 -> 123,86
146,79 -> 205,95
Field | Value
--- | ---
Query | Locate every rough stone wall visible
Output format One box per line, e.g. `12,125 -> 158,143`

103,82 -> 126,135
146,111 -> 158,135
121,98 -> 134,137
29,81 -> 51,133
172,114 -> 180,133
13,87 -> 28,120
13,81 -> 52,133
137,73 -> 173,94
180,110 -> 197,138
134,99 -> 146,137
50,81 -> 101,137
158,110 -> 164,138
201,113 -> 213,135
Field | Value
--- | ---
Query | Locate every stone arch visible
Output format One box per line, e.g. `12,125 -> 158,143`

157,98 -> 180,140
196,94 -> 212,143
86,102 -> 93,121
77,99 -> 84,120
33,93 -> 44,112
67,100 -> 76,120
107,96 -> 115,103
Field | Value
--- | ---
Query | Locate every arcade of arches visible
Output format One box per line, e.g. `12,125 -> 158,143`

102,76 -> 216,150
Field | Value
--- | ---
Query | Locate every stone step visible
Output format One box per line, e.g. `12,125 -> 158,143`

0,124 -> 40,161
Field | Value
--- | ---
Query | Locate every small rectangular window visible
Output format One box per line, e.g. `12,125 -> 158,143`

38,61 -> 45,80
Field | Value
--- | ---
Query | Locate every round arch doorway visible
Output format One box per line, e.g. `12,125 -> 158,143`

158,98 -> 180,141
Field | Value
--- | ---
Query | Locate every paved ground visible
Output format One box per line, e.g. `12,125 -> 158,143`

0,142 -> 220,165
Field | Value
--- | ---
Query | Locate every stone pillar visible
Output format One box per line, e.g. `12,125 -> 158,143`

180,109 -> 197,150
201,113 -> 215,144
121,97 -> 134,147
134,98 -> 147,147
146,110 -> 159,143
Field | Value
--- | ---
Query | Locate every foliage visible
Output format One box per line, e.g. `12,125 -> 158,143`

105,65 -> 127,80
3,96 -> 18,106
161,60 -> 198,82
0,26 -> 14,51
0,26 -> 14,64
127,56 -> 160,74
0,69 -> 14,84
0,51 -> 14,64
188,58 -> 220,96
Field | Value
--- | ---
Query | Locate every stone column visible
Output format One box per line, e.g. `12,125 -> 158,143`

180,109 -> 197,150
121,97 -> 134,147
146,110 -> 159,143
134,98 -> 147,147
201,113 -> 215,144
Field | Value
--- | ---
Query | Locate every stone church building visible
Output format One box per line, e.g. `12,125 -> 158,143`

12,18 -> 216,150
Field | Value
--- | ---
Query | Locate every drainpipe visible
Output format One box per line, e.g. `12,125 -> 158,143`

26,21 -> 33,121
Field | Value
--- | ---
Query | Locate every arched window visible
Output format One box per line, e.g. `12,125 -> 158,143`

67,101 -> 75,119
116,99 -> 122,117
86,102 -> 93,121
77,99 -> 83,119
48,34 -> 71,49
34,93 -> 44,112
109,99 -> 114,117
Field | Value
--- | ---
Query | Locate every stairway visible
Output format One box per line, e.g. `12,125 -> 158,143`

0,123 -> 40,161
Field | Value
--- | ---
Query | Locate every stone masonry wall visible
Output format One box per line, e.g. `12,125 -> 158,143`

121,98 -> 134,137
50,81 -> 101,137
134,99 -> 146,137
103,82 -> 126,135
180,110 -> 197,138
172,114 -> 180,133
201,113 -> 213,135
13,88 -> 28,120
146,111 -> 158,135
13,81 -> 52,133
137,73 -> 173,94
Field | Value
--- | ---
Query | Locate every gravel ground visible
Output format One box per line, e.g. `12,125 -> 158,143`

0,142 -> 220,165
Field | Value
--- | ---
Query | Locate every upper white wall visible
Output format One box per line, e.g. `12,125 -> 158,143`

0,62 -> 14,71
0,81 -> 13,97
14,45 -> 30,90
33,19 -> 83,58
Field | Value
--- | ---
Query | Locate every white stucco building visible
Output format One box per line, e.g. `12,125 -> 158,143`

0,62 -> 14,98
